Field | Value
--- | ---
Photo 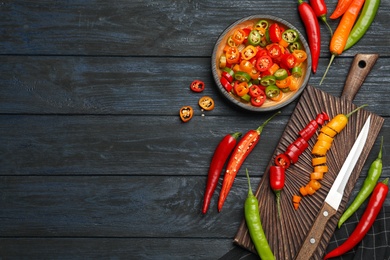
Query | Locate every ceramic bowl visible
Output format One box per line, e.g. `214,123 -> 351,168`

211,15 -> 311,112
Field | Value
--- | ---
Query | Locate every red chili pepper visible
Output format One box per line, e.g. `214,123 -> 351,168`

202,132 -> 242,214
298,0 -> 321,73
218,111 -> 280,212
220,77 -> 233,92
268,23 -> 282,43
315,111 -> 329,125
324,178 -> 389,259
270,166 -> 285,218
274,153 -> 291,169
309,0 -> 333,36
299,120 -> 318,141
290,137 -> 309,153
190,80 -> 205,92
285,143 -> 301,164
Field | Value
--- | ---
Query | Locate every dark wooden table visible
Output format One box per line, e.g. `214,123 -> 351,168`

1,1 -> 389,259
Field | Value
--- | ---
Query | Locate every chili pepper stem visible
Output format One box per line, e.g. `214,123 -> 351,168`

319,54 -> 335,85
382,178 -> 389,186
246,169 -> 254,196
321,16 -> 333,37
275,191 -> 281,218
256,111 -> 281,134
345,104 -> 368,118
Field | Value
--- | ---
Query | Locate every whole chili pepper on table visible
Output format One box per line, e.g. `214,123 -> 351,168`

338,136 -> 384,227
245,169 -> 275,260
330,0 -> 354,19
320,0 -> 366,85
309,0 -> 333,36
218,111 -> 280,212
297,0 -> 321,73
324,178 -> 389,259
344,0 -> 381,51
269,166 -> 285,218
202,132 -> 242,214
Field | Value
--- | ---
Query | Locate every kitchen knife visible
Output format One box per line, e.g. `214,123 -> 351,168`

295,115 -> 371,260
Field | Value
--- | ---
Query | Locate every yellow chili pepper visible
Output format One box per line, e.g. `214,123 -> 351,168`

325,104 -> 367,133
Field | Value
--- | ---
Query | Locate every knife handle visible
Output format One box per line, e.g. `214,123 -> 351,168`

341,53 -> 379,102
295,202 -> 337,260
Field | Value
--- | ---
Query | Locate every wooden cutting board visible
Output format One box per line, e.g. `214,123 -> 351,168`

233,54 -> 384,259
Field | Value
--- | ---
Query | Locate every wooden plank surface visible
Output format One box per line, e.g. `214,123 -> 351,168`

1,0 -> 390,259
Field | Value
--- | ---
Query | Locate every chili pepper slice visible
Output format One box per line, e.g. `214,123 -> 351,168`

227,36 -> 238,47
179,106 -> 193,122
220,76 -> 233,92
312,156 -> 327,166
315,111 -> 329,125
219,54 -> 227,69
234,82 -> 249,97
274,68 -> 288,80
255,20 -> 269,30
221,71 -> 233,83
269,23 -> 282,43
292,50 -> 308,64
291,67 -> 303,78
225,46 -> 240,64
282,29 -> 299,43
275,153 -> 291,169
241,45 -> 258,60
265,85 -> 280,99
285,144 -> 301,164
198,96 -> 215,111
248,85 -> 262,97
256,55 -> 273,72
239,60 -> 254,75
280,53 -> 296,69
260,75 -> 276,86
276,77 -> 291,89
232,28 -> 246,45
270,90 -> 283,101
251,92 -> 266,107
248,30 -> 262,46
190,80 -> 205,93
234,71 -> 251,82
267,43 -> 282,60
289,41 -> 302,52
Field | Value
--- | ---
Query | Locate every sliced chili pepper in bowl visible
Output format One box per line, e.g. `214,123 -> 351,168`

265,85 -> 280,99
251,93 -> 266,107
269,23 -> 282,43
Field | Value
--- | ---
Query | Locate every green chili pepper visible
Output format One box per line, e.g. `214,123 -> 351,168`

274,68 -> 288,80
245,169 -> 274,260
265,85 -> 280,98
248,30 -> 262,46
344,0 -> 381,51
282,29 -> 299,43
260,75 -> 276,86
288,41 -> 302,52
255,20 -> 269,30
338,136 -> 384,228
234,71 -> 251,82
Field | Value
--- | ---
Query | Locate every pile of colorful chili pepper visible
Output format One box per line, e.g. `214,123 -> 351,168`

217,20 -> 308,107
319,0 -> 381,84
202,111 -> 280,214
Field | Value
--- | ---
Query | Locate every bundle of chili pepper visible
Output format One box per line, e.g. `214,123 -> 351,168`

218,111 -> 280,212
202,132 -> 242,214
338,136 -> 383,227
320,0 -> 366,85
344,0 -> 381,51
245,169 -> 275,260
297,105 -> 367,206
324,178 -> 389,259
297,0 -> 321,73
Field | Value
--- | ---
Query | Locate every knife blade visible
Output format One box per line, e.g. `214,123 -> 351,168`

295,115 -> 371,260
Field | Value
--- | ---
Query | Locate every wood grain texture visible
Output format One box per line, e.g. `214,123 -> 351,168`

1,0 -> 390,258
234,86 -> 384,259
